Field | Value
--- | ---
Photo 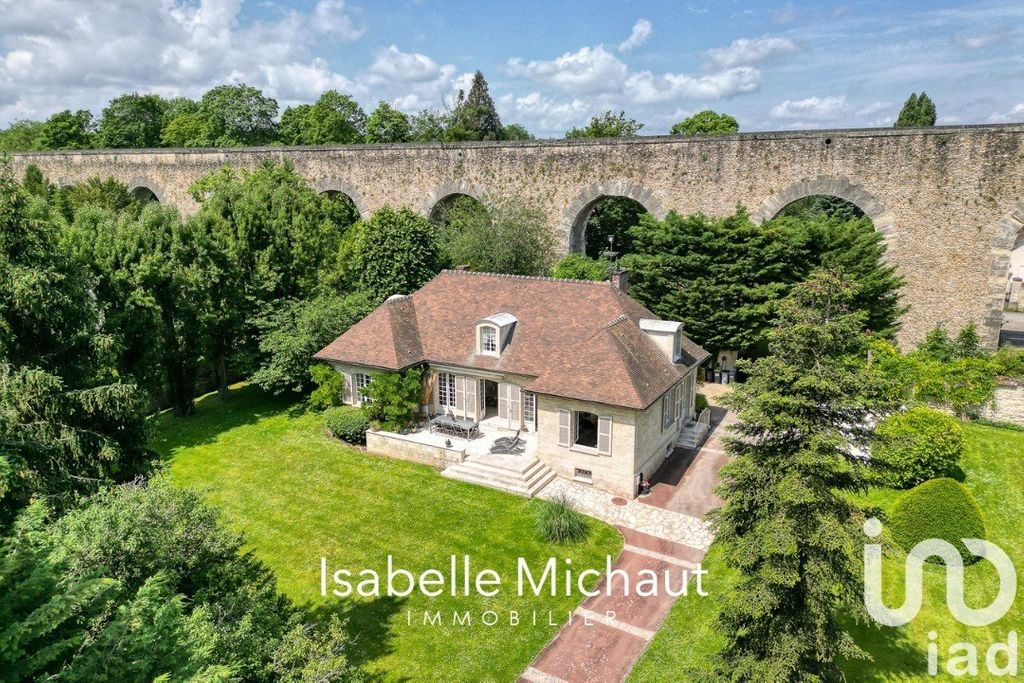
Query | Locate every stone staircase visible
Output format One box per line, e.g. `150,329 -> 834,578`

441,452 -> 556,498
675,408 -> 712,449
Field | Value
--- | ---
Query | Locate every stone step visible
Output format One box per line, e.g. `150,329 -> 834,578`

441,456 -> 555,498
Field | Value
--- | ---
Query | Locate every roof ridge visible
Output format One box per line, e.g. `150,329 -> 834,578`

440,269 -> 615,287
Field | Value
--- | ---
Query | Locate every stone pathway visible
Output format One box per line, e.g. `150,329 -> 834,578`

523,409 -> 734,683
536,478 -> 713,550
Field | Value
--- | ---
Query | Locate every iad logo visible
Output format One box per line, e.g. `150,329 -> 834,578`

863,517 -> 1018,677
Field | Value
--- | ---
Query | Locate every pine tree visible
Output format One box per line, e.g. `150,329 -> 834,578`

453,71 -> 504,141
711,269 -> 897,680
895,92 -> 937,128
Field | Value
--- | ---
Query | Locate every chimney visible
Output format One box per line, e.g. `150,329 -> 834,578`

610,267 -> 628,293
454,264 -> 470,271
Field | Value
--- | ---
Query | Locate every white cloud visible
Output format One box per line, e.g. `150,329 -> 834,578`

770,96 -> 848,121
498,91 -> 591,133
624,67 -> 760,103
0,0 -> 366,123
705,36 -> 798,69
312,0 -> 364,40
619,19 -> 652,52
367,46 -> 450,84
507,45 -> 629,95
989,103 -> 1024,123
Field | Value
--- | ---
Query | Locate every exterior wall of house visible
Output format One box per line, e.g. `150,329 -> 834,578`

328,362 -> 375,406
535,395 -> 639,496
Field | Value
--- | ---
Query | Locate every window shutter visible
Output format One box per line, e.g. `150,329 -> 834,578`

661,396 -> 669,431
342,371 -> 353,405
497,383 -> 509,420
597,416 -> 612,455
465,378 -> 477,419
509,385 -> 521,427
557,409 -> 571,447
455,376 -> 466,414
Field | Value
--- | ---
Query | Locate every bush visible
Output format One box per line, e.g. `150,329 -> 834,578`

695,392 -> 709,413
871,406 -> 964,487
324,406 -> 369,445
536,493 -> 589,544
360,367 -> 424,431
551,253 -> 610,281
309,364 -> 345,410
889,478 -> 986,564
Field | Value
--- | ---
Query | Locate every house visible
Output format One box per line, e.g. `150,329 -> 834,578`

314,269 -> 710,499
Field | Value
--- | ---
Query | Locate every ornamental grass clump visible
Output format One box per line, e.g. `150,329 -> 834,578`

536,493 -> 589,544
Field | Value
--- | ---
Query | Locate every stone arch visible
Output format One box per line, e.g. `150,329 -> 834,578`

561,180 -> 666,253
126,175 -> 165,203
422,180 -> 487,219
314,177 -> 368,217
753,176 -> 896,246
985,202 -> 1024,348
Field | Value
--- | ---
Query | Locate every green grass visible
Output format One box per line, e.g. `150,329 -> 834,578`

630,421 -> 1024,682
154,385 -> 621,682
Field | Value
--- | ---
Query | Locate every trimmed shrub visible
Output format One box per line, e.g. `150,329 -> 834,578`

536,493 -> 589,544
694,392 -> 709,413
324,406 -> 369,445
889,478 -> 986,564
871,406 -> 964,488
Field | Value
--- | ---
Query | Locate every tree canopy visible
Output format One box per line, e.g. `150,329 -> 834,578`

670,110 -> 739,136
280,90 -> 366,145
712,269 -> 898,679
365,101 -> 412,143
96,93 -> 168,148
566,111 -> 644,138
895,92 -> 937,128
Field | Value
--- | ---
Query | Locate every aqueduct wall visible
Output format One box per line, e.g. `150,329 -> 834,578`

10,124 -> 1024,348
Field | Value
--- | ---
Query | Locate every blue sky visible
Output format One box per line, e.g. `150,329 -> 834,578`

1,0 -> 1022,135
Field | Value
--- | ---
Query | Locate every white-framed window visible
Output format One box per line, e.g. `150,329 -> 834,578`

354,373 -> 372,403
573,468 -> 593,484
437,372 -> 456,409
480,325 -> 498,354
523,392 -> 536,427
662,389 -> 675,431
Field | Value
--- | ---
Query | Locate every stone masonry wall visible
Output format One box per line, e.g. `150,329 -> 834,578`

982,382 -> 1024,426
10,124 -> 1024,348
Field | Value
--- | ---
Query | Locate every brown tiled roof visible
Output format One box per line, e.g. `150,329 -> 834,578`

314,270 -> 710,409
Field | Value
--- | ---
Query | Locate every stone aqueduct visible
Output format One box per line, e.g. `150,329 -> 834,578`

10,124 -> 1024,348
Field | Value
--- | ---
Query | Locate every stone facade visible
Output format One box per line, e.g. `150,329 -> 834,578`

982,382 -> 1024,426
11,124 -> 1024,347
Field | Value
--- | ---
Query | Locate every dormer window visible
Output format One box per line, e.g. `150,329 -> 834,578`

480,326 -> 498,355
476,312 -> 517,356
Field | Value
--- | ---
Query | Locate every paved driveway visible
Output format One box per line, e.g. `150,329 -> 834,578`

642,406 -> 735,517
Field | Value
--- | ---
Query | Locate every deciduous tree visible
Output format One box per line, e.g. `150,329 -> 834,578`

96,93 -> 168,148
566,111 -> 643,138
670,110 -> 739,136
365,101 -> 411,143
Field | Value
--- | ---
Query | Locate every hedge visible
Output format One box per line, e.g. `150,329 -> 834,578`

871,406 -> 964,488
889,478 -> 986,564
324,406 -> 369,445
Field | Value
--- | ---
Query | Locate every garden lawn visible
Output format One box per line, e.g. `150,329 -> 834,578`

629,421 -> 1024,682
154,385 -> 621,682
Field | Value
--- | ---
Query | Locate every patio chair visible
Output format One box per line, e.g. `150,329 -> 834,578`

489,427 -> 523,455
